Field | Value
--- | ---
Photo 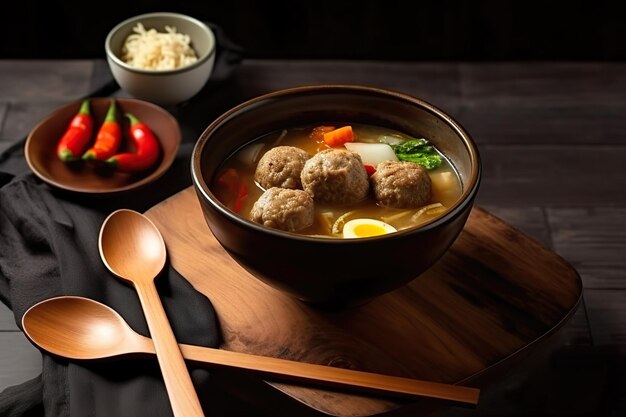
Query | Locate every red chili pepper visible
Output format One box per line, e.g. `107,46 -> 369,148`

106,112 -> 161,173
233,183 -> 248,213
82,99 -> 121,161
216,168 -> 248,212
364,164 -> 377,177
56,99 -> 93,161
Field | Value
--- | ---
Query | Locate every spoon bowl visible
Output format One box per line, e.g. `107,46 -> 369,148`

22,296 -> 151,360
99,209 -> 167,283
22,295 -> 480,406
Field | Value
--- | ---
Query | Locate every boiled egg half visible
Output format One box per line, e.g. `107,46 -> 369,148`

342,218 -> 397,238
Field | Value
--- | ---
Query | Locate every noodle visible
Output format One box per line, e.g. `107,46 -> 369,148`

122,22 -> 198,70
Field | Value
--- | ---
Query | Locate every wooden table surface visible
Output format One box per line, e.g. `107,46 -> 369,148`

1,59 -> 624,416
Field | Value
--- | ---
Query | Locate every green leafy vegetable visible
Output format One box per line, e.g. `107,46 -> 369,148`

391,139 -> 443,170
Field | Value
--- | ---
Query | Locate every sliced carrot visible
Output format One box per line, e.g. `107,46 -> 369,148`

323,125 -> 354,147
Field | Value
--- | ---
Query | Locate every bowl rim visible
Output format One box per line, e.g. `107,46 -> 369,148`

105,12 -> 216,76
192,84 -> 482,243
25,97 -> 181,195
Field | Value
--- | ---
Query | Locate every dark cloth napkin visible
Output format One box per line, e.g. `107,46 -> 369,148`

0,23 -> 250,417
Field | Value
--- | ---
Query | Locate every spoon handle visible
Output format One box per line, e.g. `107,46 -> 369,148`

178,343 -> 479,407
135,281 -> 205,417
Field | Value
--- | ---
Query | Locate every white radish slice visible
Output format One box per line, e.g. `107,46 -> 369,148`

344,142 -> 398,166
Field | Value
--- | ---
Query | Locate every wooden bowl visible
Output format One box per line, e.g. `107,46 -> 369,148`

25,98 -> 180,195
191,85 -> 482,307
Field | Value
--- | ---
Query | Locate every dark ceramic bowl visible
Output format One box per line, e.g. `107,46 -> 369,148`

191,85 -> 481,307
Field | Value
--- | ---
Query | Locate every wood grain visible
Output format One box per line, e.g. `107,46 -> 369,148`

2,59 -> 619,415
561,298 -> 593,347
480,206 -> 552,248
476,146 -> 626,206
89,60 -> 115,92
145,187 -> 582,417
0,60 -> 92,101
582,289 -> 626,416
234,60 -> 463,106
238,60 -> 461,92
459,63 -> 626,105
456,102 -> 626,146
547,207 -> 626,289
584,289 -> 626,352
99,209 -> 205,417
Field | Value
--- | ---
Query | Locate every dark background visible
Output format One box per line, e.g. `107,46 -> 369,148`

1,0 -> 624,61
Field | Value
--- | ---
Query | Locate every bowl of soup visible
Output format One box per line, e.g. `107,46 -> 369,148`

191,85 -> 481,307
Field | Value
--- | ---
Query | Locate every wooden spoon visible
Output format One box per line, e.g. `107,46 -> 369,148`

22,295 -> 480,406
99,209 -> 204,417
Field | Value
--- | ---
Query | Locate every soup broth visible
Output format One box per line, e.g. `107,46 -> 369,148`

212,123 -> 463,237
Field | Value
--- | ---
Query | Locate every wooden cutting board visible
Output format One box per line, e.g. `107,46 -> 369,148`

145,187 -> 582,416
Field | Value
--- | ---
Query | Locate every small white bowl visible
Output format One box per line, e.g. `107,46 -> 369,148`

105,12 -> 216,106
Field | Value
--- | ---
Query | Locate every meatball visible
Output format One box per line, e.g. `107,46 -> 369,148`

370,161 -> 432,208
254,146 -> 310,190
300,149 -> 369,204
250,187 -> 314,232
